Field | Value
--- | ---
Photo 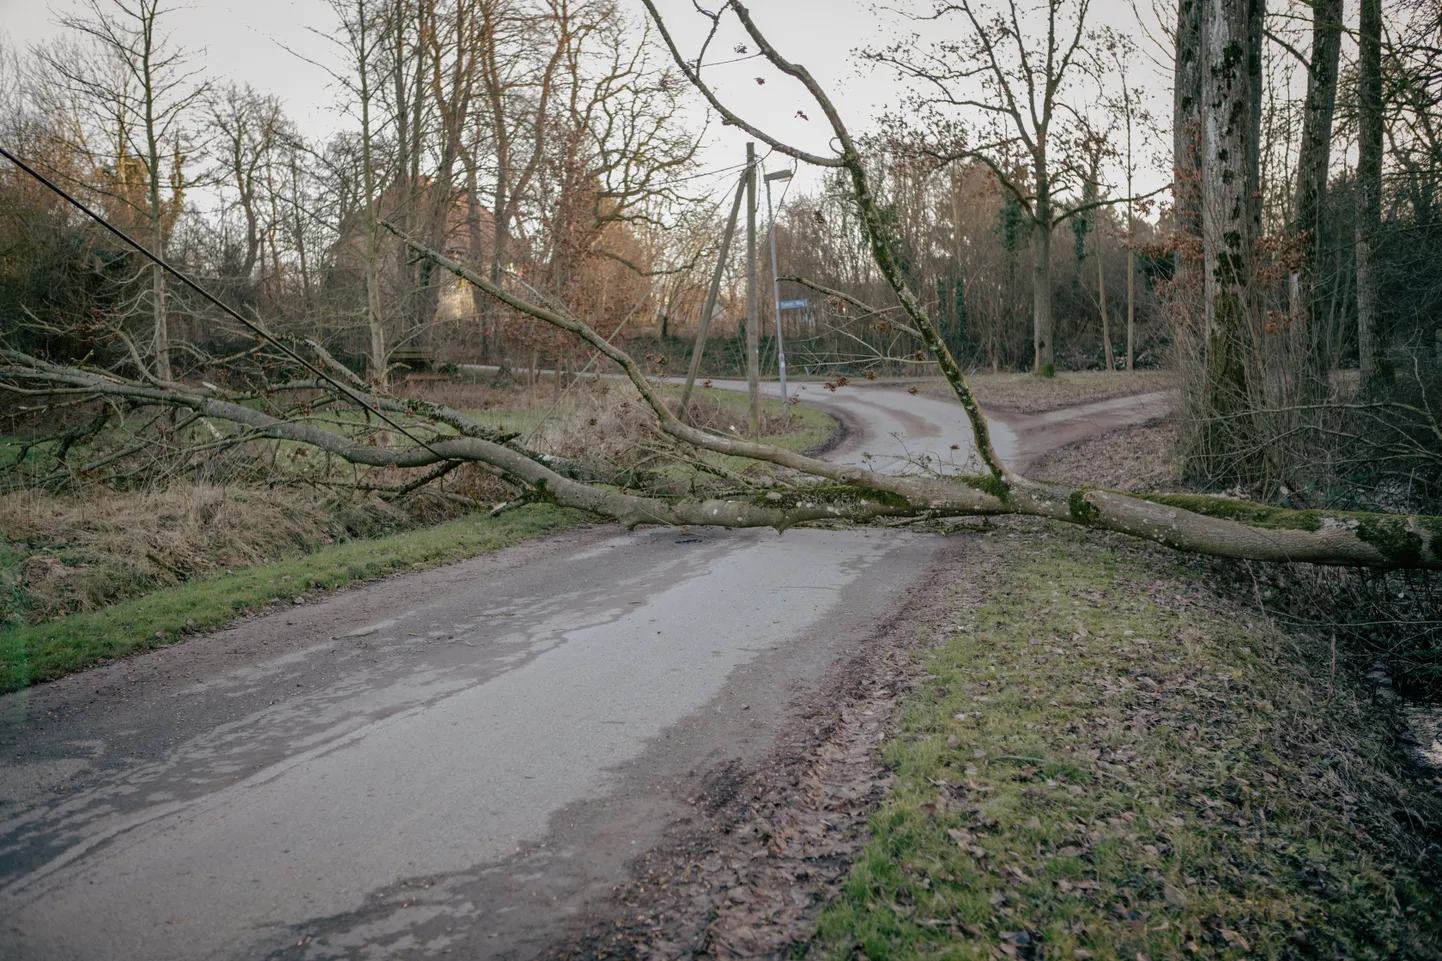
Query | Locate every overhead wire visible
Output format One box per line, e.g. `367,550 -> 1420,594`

0,140 -> 777,463
0,145 -> 448,459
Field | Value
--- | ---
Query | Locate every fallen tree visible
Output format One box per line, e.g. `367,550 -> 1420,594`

1,2 -> 1439,570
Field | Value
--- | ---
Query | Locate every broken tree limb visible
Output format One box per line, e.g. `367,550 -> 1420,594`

6,341 -> 1441,569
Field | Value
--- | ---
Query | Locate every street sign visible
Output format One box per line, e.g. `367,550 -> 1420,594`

777,298 -> 808,311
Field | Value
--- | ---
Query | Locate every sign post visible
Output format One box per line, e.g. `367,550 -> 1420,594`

764,167 -> 794,423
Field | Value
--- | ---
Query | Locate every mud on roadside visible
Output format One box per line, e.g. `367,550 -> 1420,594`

548,532 -> 995,960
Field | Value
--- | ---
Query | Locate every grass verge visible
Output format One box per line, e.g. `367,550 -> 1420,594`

0,505 -> 583,694
813,526 -> 1442,960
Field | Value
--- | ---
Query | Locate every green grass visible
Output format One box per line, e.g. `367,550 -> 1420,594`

812,528 -> 1442,960
0,505 -> 583,694
0,534 -> 26,632
692,386 -> 836,452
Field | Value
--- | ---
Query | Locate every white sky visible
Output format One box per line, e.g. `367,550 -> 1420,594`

0,0 -> 1177,204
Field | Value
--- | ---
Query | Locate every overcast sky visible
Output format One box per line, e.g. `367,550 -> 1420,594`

0,0 -> 1176,204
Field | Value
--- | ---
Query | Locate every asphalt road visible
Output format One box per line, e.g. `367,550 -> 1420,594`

0,385 -> 1167,960
705,379 -> 1020,473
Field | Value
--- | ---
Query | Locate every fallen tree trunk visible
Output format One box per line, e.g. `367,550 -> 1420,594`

4,344 -> 1438,568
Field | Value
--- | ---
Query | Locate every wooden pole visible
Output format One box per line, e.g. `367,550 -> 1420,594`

745,142 -> 760,435
679,169 -> 747,421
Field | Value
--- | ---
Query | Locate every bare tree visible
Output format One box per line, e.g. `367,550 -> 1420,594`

1071,119 -> 1118,370
1099,28 -> 1154,371
40,0 -> 205,380
207,84 -> 286,285
867,0 -> 1100,377
4,0 -> 1440,573
312,0 -> 391,384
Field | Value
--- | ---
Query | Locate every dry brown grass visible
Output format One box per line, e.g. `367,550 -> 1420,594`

0,484 -> 431,623
1029,423 -> 1184,492
401,375 -> 830,469
0,375 -> 830,628
911,369 -> 1178,413
396,375 -> 557,413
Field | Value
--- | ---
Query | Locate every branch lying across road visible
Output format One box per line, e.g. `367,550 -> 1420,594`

3,0 -> 1438,570
6,310 -> 1440,569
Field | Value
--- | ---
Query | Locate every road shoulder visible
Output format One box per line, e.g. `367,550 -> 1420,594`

548,521 -> 1442,959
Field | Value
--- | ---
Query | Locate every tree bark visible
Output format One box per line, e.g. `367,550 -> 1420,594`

1033,159 -> 1055,377
1126,247 -> 1136,371
1291,0 -> 1344,389
140,7 -> 171,381
356,0 -> 387,387
1196,0 -> 1264,483
1356,0 -> 1390,393
8,338 -> 1441,570
1173,0 -> 1204,287
1097,231 -> 1113,371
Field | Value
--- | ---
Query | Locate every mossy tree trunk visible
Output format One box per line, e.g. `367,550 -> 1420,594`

1193,0 -> 1265,486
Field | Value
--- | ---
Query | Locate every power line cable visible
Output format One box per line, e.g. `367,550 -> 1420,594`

0,144 -> 447,458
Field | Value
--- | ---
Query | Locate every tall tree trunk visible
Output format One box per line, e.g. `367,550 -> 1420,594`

1356,0 -> 1390,393
148,192 -> 169,380
1195,0 -> 1265,483
490,175 -> 508,285
464,172 -> 490,356
1097,234 -> 1114,371
289,153 -> 311,300
358,2 -> 387,387
142,26 -> 170,381
1033,160 -> 1054,377
1291,0 -> 1344,390
1173,0 -> 1204,289
1126,247 -> 1136,370
1126,91 -> 1138,372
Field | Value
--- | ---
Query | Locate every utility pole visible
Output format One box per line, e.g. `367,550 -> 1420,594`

765,166 -> 793,424
745,142 -> 760,436
679,168 -> 746,420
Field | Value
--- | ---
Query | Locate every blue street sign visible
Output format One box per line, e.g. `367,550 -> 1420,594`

777,298 -> 808,310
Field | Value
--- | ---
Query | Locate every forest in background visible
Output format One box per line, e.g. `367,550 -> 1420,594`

1,0 -> 1432,390
0,0 -> 1440,683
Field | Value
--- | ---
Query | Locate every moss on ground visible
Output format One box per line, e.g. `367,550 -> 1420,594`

1068,489 -> 1100,526
0,506 -> 583,693
812,529 -> 1442,960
